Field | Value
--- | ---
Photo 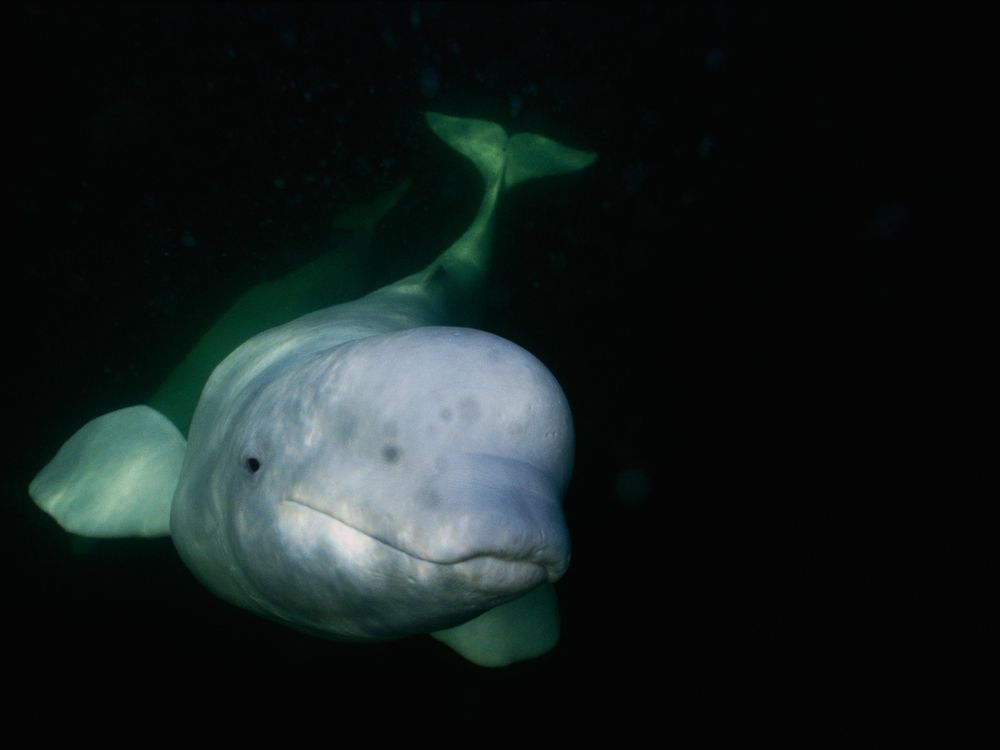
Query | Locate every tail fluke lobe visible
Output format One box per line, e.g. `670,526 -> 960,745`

425,113 -> 509,187
504,131 -> 598,189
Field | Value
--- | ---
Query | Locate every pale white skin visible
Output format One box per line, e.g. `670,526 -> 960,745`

30,113 -> 595,665
172,324 -> 574,641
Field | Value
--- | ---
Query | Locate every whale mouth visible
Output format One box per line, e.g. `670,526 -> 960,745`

281,497 -> 551,593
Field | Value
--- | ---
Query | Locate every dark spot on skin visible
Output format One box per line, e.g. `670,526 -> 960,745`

381,445 -> 401,463
245,457 -> 261,474
420,489 -> 442,511
458,396 -> 480,423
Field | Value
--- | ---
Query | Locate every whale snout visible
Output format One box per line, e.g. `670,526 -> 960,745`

409,452 -> 571,586
280,326 -> 575,591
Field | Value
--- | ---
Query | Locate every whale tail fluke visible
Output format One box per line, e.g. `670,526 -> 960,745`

424,111 -> 596,193
372,112 -> 597,322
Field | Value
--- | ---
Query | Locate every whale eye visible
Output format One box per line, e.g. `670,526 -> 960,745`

245,457 -> 262,474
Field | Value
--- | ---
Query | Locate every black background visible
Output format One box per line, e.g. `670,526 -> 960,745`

6,1 -> 978,742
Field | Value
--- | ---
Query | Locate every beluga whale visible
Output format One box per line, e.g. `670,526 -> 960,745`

29,112 -> 595,667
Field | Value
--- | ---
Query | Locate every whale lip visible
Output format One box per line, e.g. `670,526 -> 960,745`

281,497 -> 554,592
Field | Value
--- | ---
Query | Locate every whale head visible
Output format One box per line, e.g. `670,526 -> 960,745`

170,326 -> 573,640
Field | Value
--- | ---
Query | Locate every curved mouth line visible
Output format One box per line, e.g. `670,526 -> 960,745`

282,497 -> 543,574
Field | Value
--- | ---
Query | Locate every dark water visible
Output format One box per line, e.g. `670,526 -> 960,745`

7,2 -> 972,741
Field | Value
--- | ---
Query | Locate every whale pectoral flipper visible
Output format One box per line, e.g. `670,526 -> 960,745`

431,582 -> 561,667
29,405 -> 186,538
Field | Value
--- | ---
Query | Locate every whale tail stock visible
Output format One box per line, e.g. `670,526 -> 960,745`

408,112 -> 596,312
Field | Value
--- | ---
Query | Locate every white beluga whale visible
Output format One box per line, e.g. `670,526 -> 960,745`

29,112 -> 595,667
